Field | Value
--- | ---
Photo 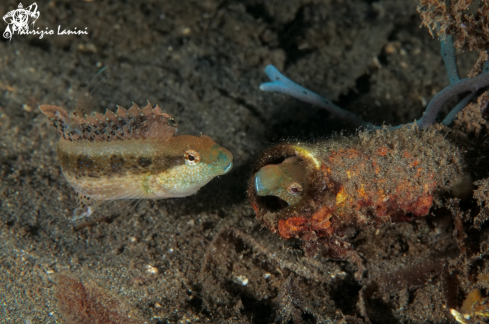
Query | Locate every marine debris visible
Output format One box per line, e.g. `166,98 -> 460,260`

451,288 -> 489,324
248,127 -> 464,280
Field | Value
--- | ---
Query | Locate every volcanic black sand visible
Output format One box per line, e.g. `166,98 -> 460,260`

1,1 -> 489,323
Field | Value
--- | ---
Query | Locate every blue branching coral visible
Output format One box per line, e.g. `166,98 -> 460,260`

260,36 -> 489,130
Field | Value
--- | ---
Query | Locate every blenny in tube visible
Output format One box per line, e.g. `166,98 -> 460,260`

40,102 -> 233,219
249,127 -> 464,279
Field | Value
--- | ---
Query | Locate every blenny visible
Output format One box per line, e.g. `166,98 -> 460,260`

40,102 -> 233,218
248,127 -> 464,279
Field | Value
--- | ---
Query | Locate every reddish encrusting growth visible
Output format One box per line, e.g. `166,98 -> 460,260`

278,207 -> 334,240
56,274 -> 146,324
276,146 -> 437,241
249,127 -> 465,279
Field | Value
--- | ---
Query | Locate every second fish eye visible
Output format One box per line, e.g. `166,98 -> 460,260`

288,182 -> 303,194
185,150 -> 201,165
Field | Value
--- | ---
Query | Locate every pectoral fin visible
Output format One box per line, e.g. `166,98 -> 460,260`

73,192 -> 97,220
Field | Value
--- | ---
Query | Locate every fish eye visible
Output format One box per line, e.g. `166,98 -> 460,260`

184,149 -> 201,165
287,182 -> 303,195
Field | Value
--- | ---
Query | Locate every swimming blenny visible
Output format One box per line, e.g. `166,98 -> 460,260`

40,102 -> 233,219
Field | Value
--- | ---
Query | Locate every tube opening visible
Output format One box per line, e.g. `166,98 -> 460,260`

252,152 -> 310,213
248,142 -> 327,226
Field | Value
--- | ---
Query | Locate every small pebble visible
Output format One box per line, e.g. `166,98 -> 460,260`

146,265 -> 158,274
234,275 -> 248,286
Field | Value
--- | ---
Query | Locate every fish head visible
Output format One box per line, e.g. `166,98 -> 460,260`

155,134 -> 233,196
254,156 -> 306,205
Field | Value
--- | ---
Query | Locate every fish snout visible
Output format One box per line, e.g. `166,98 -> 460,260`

254,171 -> 266,195
223,162 -> 233,173
217,148 -> 233,174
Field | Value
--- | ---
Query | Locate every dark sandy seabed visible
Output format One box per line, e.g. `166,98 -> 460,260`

1,1 -> 489,323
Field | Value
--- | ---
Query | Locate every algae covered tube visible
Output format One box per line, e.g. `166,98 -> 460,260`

248,127 -> 464,279
40,102 -> 233,219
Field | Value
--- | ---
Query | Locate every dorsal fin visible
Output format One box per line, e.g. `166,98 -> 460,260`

39,102 -> 178,142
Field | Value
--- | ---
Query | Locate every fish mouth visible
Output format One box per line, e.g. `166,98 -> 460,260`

223,162 -> 233,173
255,173 -> 265,193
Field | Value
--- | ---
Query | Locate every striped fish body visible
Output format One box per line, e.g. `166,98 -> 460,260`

41,103 -> 233,218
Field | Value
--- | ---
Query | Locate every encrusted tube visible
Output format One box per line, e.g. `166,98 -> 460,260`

248,127 -> 465,278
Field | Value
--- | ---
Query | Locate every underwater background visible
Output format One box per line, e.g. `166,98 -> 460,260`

1,1 -> 489,323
